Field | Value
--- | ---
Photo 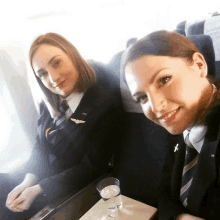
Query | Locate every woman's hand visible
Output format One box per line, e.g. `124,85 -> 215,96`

6,173 -> 38,211
6,183 -> 27,210
6,184 -> 43,212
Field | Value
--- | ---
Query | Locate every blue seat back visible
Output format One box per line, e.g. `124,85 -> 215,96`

109,45 -> 172,207
176,15 -> 220,79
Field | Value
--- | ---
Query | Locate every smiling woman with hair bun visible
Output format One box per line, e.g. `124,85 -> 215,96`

125,30 -> 220,220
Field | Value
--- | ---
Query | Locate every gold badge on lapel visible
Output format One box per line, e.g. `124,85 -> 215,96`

70,118 -> 86,124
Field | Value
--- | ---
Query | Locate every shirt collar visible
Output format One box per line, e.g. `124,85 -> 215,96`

60,92 -> 84,114
183,121 -> 207,153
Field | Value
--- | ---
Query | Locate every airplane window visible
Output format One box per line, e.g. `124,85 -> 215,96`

0,75 -> 31,173
0,77 -> 11,152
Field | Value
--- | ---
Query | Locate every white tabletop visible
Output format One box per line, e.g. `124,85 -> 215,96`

80,195 -> 157,220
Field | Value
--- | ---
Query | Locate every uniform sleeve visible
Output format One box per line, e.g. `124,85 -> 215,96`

24,103 -> 51,182
25,135 -> 50,182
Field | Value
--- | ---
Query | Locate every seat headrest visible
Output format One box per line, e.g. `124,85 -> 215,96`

187,35 -> 215,77
126,38 -> 138,48
187,20 -> 205,35
175,21 -> 186,36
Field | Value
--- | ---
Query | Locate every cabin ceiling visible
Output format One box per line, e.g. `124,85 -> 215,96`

1,0 -> 220,62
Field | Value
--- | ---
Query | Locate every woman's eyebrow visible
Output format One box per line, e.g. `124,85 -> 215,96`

149,68 -> 169,84
37,55 -> 60,74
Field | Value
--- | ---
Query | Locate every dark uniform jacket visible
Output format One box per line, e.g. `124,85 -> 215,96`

26,62 -> 125,201
154,101 -> 220,220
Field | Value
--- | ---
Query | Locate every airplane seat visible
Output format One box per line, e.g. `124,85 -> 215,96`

111,46 -> 172,208
94,36 -> 172,208
176,15 -> 220,79
107,38 -> 137,76
188,35 -> 215,78
174,20 -> 186,36
187,20 -> 206,35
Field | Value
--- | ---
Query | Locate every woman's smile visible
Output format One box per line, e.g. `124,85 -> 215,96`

54,79 -> 67,88
158,107 -> 181,123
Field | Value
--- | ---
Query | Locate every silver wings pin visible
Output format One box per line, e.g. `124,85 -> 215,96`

70,118 -> 86,124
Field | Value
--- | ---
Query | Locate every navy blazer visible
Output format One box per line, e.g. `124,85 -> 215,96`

25,61 -> 125,201
155,102 -> 220,220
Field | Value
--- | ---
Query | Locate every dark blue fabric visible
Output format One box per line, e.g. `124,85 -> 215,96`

108,51 -> 171,206
180,145 -> 198,204
113,113 -> 174,207
187,35 -> 216,77
175,21 -> 186,36
182,18 -> 220,82
176,21 -> 186,30
175,28 -> 186,36
107,51 -> 123,76
156,101 -> 220,220
126,38 -> 138,48
215,61 -> 220,79
187,20 -> 205,35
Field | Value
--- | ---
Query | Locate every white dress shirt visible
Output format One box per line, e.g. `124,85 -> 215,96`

183,121 -> 207,153
65,92 -> 84,113
183,84 -> 217,152
60,92 -> 84,119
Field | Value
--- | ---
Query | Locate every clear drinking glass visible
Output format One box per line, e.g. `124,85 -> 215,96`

96,177 -> 122,219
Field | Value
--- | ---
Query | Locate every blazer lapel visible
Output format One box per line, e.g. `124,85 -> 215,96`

50,85 -> 99,146
171,130 -> 220,216
187,135 -> 220,215
172,139 -> 186,199
37,105 -> 53,141
68,86 -> 98,127
186,103 -> 220,215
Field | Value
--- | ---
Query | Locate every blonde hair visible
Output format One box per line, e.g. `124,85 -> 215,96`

29,32 -> 96,117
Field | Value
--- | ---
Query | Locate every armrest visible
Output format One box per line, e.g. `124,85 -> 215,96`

29,173 -> 111,220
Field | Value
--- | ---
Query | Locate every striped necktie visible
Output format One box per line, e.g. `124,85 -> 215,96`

46,100 -> 70,144
180,134 -> 199,207
59,100 -> 69,114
